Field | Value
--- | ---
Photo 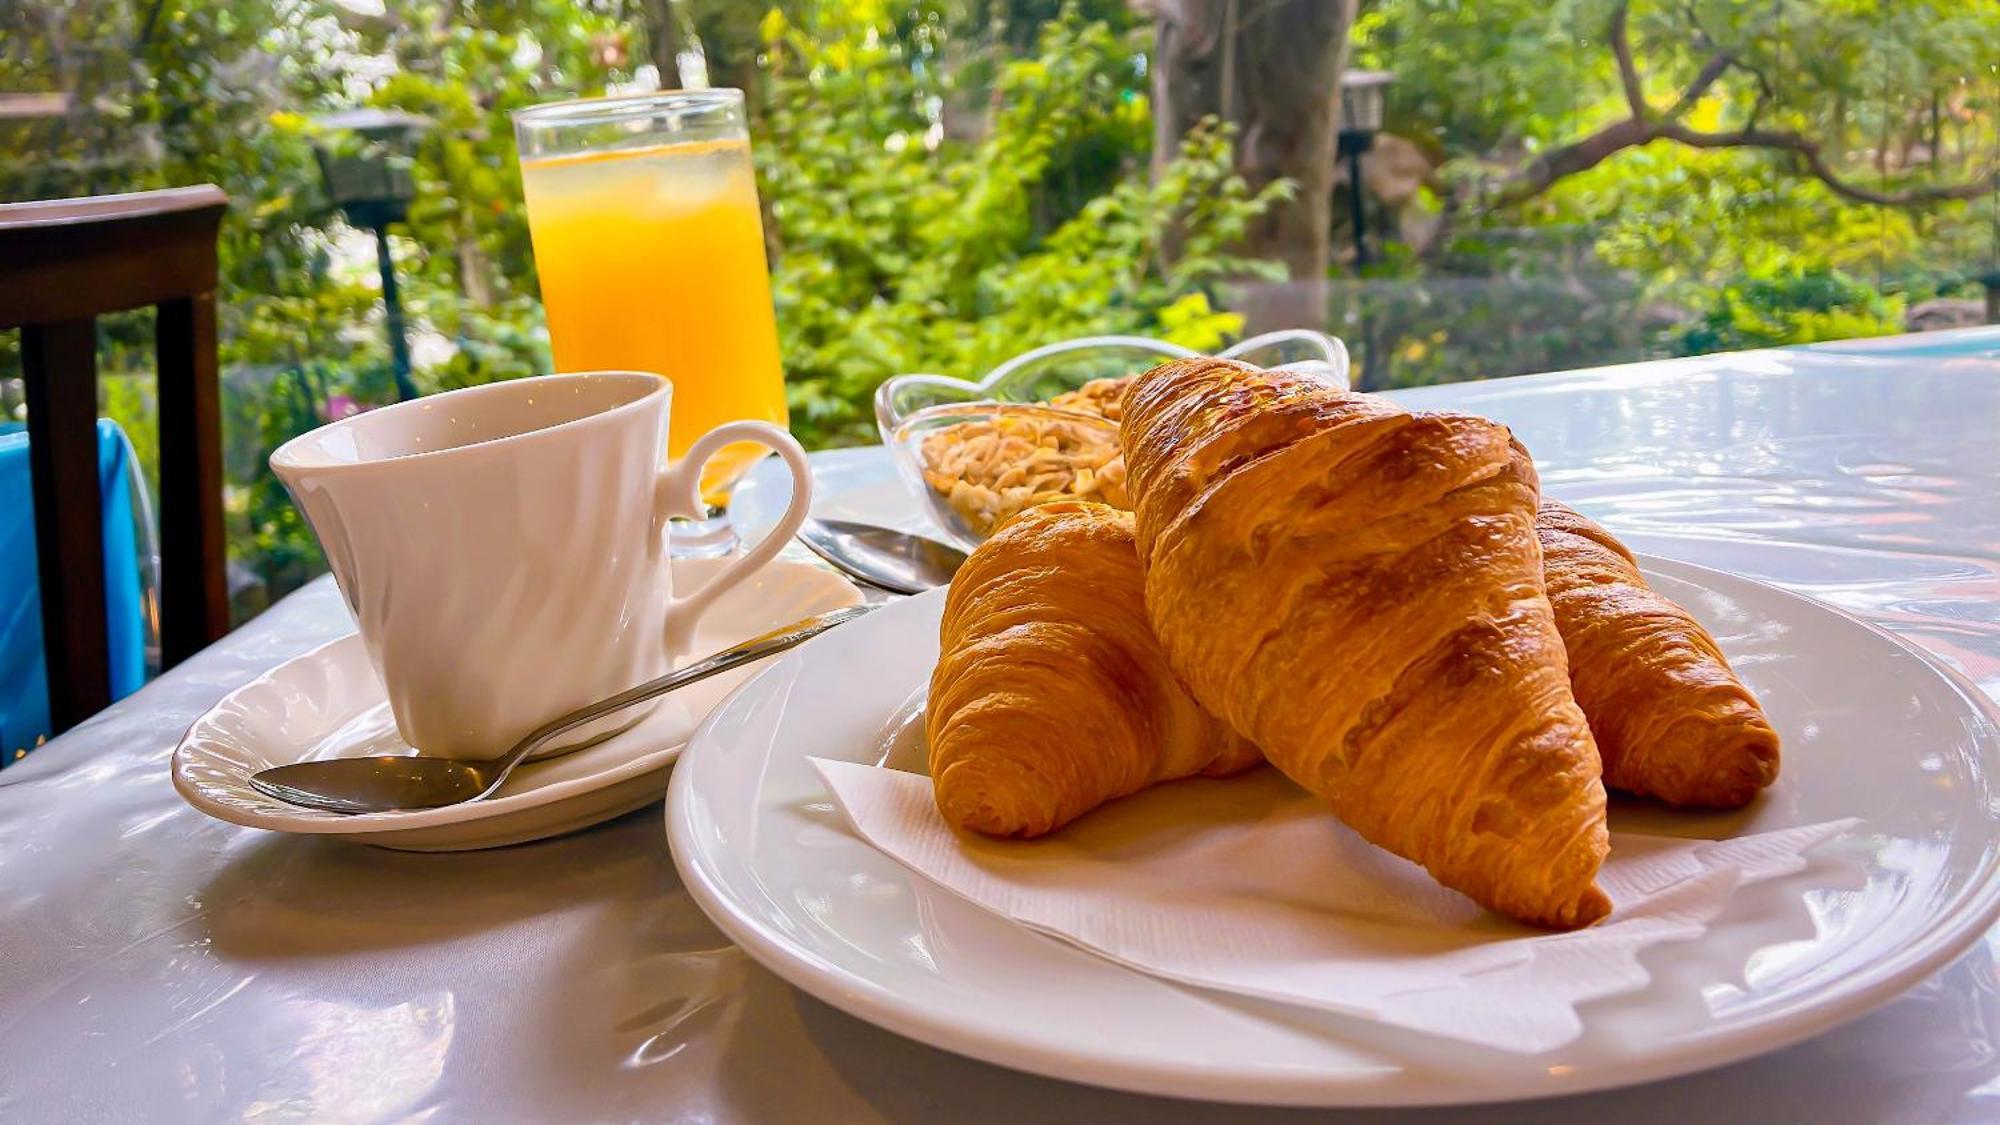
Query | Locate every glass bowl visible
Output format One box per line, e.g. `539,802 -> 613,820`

879,330 -> 1348,547
872,329 -> 1349,441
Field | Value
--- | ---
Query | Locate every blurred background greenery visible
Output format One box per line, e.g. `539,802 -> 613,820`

2,0 -> 1997,618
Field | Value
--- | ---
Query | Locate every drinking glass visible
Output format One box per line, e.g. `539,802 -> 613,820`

514,89 -> 788,552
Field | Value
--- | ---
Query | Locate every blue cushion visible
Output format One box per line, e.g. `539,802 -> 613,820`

0,420 -> 148,762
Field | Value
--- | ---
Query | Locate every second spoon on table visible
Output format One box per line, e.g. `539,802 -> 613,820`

798,517 -> 967,595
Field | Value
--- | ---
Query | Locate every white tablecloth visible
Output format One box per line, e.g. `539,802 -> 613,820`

5,330 -> 2000,1122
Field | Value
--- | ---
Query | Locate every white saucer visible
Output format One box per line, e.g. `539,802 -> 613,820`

173,558 -> 861,851
667,555 -> 2000,1106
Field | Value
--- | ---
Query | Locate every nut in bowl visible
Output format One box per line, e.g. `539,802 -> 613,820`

893,403 -> 1126,544
878,330 -> 1349,546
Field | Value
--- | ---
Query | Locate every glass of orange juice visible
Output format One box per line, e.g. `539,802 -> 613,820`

513,89 -> 788,553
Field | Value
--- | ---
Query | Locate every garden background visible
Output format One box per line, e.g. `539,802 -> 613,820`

3,0 -> 1997,618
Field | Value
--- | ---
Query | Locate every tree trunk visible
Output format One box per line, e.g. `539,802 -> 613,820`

687,0 -> 766,110
457,233 -> 495,308
1152,0 -> 1357,292
642,0 -> 685,89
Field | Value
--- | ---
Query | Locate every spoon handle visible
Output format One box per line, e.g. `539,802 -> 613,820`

484,603 -> 878,793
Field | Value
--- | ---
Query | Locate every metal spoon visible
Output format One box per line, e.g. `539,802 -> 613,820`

798,517 -> 967,595
248,603 -> 877,815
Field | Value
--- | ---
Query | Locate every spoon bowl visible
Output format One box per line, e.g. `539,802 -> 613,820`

248,604 -> 875,815
251,756 -> 499,814
798,517 -> 967,595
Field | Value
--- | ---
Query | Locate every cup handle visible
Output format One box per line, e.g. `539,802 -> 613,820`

654,420 -> 814,656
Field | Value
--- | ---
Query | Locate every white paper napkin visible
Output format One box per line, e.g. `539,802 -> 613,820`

812,757 -> 1855,1055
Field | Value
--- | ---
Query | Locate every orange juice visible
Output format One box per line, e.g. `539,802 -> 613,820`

521,139 -> 788,499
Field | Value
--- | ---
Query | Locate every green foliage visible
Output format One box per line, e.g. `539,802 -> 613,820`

6,0 -> 1999,624
1574,143 -> 1921,294
1668,266 -> 1905,355
1336,228 -> 1654,391
1353,0 -> 2000,368
760,6 -> 1281,445
98,369 -> 160,489
1629,0 -> 2000,175
361,1 -> 633,311
1,0 -> 1277,614
1352,0 -> 1616,154
1357,0 -> 2000,194
0,0 -> 634,617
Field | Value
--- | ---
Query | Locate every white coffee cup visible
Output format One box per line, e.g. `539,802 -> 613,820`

270,371 -> 812,760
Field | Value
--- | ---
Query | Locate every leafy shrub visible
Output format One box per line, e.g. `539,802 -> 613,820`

10,0 -> 1990,623
1668,266 -> 1905,355
760,8 -> 1284,446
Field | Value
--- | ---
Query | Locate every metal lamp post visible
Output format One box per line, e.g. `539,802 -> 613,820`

1337,70 -> 1393,268
310,109 -> 432,402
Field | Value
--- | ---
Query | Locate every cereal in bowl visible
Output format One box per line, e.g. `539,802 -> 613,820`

918,410 -> 1128,538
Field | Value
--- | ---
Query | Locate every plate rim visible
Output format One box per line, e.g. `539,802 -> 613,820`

171,630 -> 690,835
665,553 -> 2000,1107
172,558 -> 863,837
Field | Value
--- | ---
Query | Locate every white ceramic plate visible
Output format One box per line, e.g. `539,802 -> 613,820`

174,559 -> 860,851
667,556 -> 2000,1106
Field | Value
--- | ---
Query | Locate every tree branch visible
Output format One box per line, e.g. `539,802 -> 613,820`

1736,59 -> 1778,131
1421,0 -> 1997,259
1740,89 -> 1769,134
1658,121 -> 2000,204
1662,48 -> 1736,120
1609,1 -> 1647,120
642,0 -> 684,89
1617,0 -> 1736,125
1490,116 -> 1656,209
134,0 -> 167,55
1679,0 -> 1722,57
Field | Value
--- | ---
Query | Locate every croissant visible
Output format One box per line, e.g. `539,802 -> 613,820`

1538,500 -> 1781,807
928,501 -> 1262,837
1120,358 -> 1610,929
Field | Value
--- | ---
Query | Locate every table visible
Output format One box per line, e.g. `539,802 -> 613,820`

6,330 -> 2000,1122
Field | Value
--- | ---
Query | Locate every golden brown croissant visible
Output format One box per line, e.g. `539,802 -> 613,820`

928,501 -> 1262,837
1120,357 -> 1611,929
1537,500 -> 1781,807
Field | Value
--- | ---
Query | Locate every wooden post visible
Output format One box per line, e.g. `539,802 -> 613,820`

155,292 -> 230,665
21,319 -> 112,728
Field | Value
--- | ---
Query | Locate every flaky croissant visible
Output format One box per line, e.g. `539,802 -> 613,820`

1121,358 -> 1611,929
1538,500 -> 1781,807
928,501 -> 1262,837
